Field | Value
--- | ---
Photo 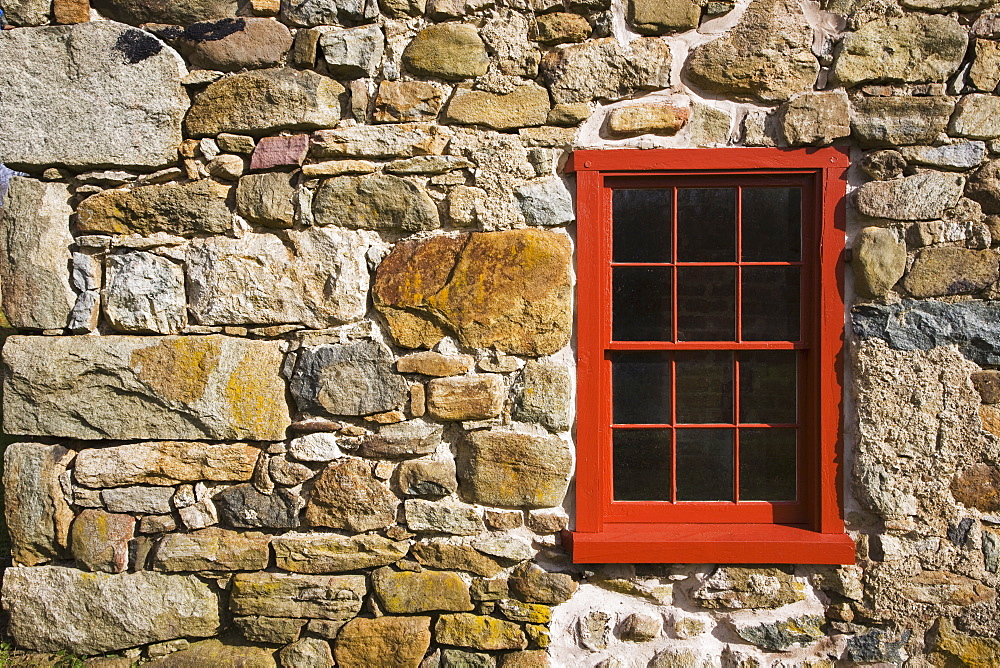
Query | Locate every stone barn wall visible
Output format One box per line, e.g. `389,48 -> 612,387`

0,0 -> 997,665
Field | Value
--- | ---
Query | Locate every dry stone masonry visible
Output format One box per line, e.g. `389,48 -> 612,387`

0,0 -> 997,665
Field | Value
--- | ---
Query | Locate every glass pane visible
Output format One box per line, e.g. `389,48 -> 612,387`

740,428 -> 797,501
676,267 -> 736,341
613,189 -> 673,262
613,429 -> 672,501
613,267 -> 671,341
612,352 -> 671,424
677,188 -> 737,262
742,187 -> 802,262
676,429 -> 734,501
675,351 -> 733,424
740,351 -> 797,424
742,267 -> 799,341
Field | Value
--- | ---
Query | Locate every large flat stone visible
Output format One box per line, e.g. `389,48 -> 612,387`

684,0 -> 817,103
187,227 -> 370,328
0,22 -> 188,169
185,68 -> 344,137
76,179 -> 233,237
92,0 -> 239,25
273,533 -> 408,573
458,430 -> 572,508
901,247 -> 999,298
74,441 -> 259,487
4,443 -> 75,566
334,616 -> 432,668
145,639 -> 276,667
442,83 -> 551,131
850,96 -> 955,148
2,335 -> 290,441
540,37 -> 670,105
950,94 -> 1000,140
854,171 -> 964,221
104,251 -> 187,334
402,23 -> 489,80
435,613 -> 527,651
1,566 -> 220,655
0,177 -> 75,330
310,123 -> 451,159
372,567 -> 475,613
313,174 -> 440,231
152,528 -> 271,572
230,572 -> 366,620
290,340 -> 408,417
177,18 -> 293,72
214,484 -> 303,529
304,458 -> 399,531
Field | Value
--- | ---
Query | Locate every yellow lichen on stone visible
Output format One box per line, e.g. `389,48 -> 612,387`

224,340 -> 290,441
929,617 -> 1000,668
131,336 -> 222,405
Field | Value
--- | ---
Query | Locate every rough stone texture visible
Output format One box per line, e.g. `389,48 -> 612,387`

104,251 -> 186,334
949,94 -> 1000,140
618,613 -> 661,642
684,0 -> 817,103
310,123 -> 450,159
929,617 -> 1000,667
74,441 -> 258,487
443,650 -> 495,667
178,18 -> 293,72
628,0 -> 699,35
540,37 -> 671,104
398,457 -> 458,498
359,420 -> 443,458
0,178 -> 75,330
951,463 -> 1000,511
0,21 -> 188,169
411,540 -> 503,577
290,340 -> 408,417
970,38 -> 1000,92
689,567 -> 805,609
967,160 -> 1000,214
152,528 -> 270,572
4,443 -> 74,566
2,335 -> 290,441
214,484 -> 303,529
458,430 -> 572,508
443,83 -> 550,131
780,90 -> 850,146
515,178 -> 575,228
374,229 -> 573,356
230,572 -> 366,620
236,172 -> 297,228
92,0 -> 238,25
282,0 -> 378,26
508,563 -> 577,605
185,68 -> 344,137
860,150 -> 906,180
850,96 -> 955,148
187,227 -> 370,328
313,174 -> 440,231
1,566 -> 220,655
76,179 -> 232,237
277,638 -> 332,668
101,486 -> 174,514
319,25 -> 383,79
235,616 -> 307,644
901,247 -> 999,298
498,651 -> 550,668
373,567 -> 475,613
832,15 -> 967,87
405,498 -> 485,535
304,458 -> 399,531
900,142 -> 987,171
334,616 -> 432,668
273,533 -> 407,573
250,134 -> 309,170
402,23 -> 489,80
733,615 -> 824,651
2,0 -> 52,25
514,360 -> 572,431
145,639 -> 276,667
853,227 -> 906,298
427,375 -> 506,421
374,80 -> 445,122
435,614 -> 528,650
532,13 -> 591,45
971,371 -> 1000,404
854,171 -> 964,221
397,351 -> 474,376
606,103 -> 690,138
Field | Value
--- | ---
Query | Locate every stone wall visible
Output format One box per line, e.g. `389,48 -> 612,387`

0,0 -> 997,665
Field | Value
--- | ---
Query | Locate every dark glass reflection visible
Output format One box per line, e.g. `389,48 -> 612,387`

612,352 -> 671,425
742,267 -> 800,341
676,267 -> 736,341
675,351 -> 733,424
739,428 -> 797,501
742,187 -> 802,262
613,189 -> 673,262
675,429 -> 734,501
740,351 -> 797,424
677,188 -> 737,262
613,267 -> 671,341
613,429 -> 672,501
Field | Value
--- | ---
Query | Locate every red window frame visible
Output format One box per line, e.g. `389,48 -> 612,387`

565,148 -> 855,565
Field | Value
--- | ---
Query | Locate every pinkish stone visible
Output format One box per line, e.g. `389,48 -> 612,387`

250,134 -> 310,171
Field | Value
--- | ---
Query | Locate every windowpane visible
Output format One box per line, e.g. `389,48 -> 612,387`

741,187 -> 802,262
677,188 -> 736,262
676,429 -> 734,501
613,429 -> 672,501
742,266 -> 799,341
613,189 -> 672,262
612,352 -> 671,425
739,351 -> 797,424
677,267 -> 736,341
739,428 -> 797,501
675,351 -> 733,424
613,267 -> 671,341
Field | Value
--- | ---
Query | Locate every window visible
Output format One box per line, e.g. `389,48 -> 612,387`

567,148 -> 855,565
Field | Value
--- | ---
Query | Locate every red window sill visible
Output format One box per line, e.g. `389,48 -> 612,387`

566,523 -> 856,565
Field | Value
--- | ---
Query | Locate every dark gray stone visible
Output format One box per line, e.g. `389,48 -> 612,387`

290,340 -> 409,417
732,615 -> 824,651
852,300 -> 1000,365
214,484 -> 303,529
845,629 -> 909,664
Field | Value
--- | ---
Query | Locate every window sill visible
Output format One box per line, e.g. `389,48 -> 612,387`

566,523 -> 856,565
